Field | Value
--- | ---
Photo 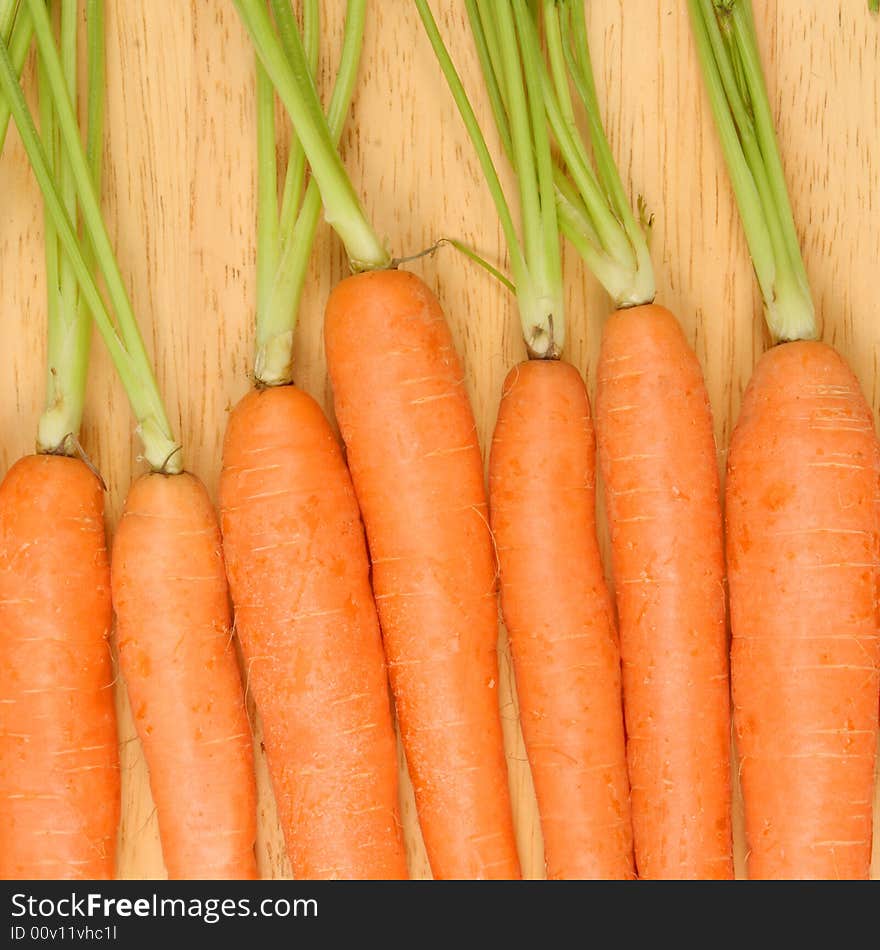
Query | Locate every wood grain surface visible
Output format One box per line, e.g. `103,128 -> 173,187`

0,0 -> 878,880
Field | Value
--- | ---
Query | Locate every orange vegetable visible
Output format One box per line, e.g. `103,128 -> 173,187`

325,269 -> 521,880
112,472 -> 258,879
596,304 -> 733,879
727,342 -> 880,879
489,359 -> 634,879
0,455 -> 119,879
220,386 -> 407,880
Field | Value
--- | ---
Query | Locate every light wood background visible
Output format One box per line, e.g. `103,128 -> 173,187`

0,0 -> 878,880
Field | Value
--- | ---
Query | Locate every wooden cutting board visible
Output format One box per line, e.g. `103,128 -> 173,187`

1,0 -> 877,879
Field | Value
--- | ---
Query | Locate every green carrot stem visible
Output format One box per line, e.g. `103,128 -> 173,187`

3,0 -> 181,471
36,35 -> 60,384
510,0 -> 564,353
255,0 -> 364,385
467,0 -> 512,158
37,0 -> 105,454
440,237 -> 516,294
234,0 -> 388,271
0,0 -> 16,38
492,7 -> 541,288
564,2 -> 633,230
417,0 -> 563,357
255,58 -> 279,321
555,168 -> 642,303
688,0 -> 815,341
416,0 -> 525,289
276,0 -> 317,241
0,2 -> 32,154
56,0 -> 77,341
543,0 -> 654,308
37,0 -> 94,454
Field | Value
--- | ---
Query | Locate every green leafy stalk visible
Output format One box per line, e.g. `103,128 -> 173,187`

0,2 -> 32,154
417,0 -> 564,357
688,0 -> 815,341
1,0 -> 181,471
438,237 -> 516,295
543,0 -> 655,308
36,24 -> 60,396
276,0 -> 317,242
255,58 -> 279,325
870,0 -> 879,14
0,0 -> 17,38
256,0 -> 365,385
234,0 -> 388,271
37,0 -> 96,454
416,0 -> 525,291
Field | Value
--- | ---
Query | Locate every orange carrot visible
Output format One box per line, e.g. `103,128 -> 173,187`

489,359 -> 634,879
596,305 -> 733,879
220,386 -> 407,880
112,472 -> 258,880
0,455 -> 119,880
690,0 -> 880,878
324,269 -> 521,880
727,342 -> 880,878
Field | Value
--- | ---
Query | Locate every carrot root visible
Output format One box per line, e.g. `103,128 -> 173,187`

0,455 -> 119,880
324,269 -> 521,880
112,471 -> 258,880
596,303 -> 733,880
727,340 -> 880,880
220,385 -> 407,880
490,359 -> 634,879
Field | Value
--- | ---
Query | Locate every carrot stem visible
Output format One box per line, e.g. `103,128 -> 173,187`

688,0 -> 815,341
468,0 -> 512,158
234,0 -> 388,272
1,0 -> 181,472
0,0 -> 17,51
417,0 -> 564,357
38,0 -> 103,454
275,0 -> 317,246
543,0 -> 655,308
416,0 -> 524,286
0,1 -> 32,154
255,58 -> 279,328
254,0 -> 364,385
441,237 -> 516,295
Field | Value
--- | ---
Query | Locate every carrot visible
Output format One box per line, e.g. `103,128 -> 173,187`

0,456 -> 118,879
595,304 -> 731,878
223,2 -> 406,878
3,0 -> 258,879
235,0 -> 520,878
112,473 -> 257,879
220,388 -> 406,879
535,0 -> 732,878
324,270 -> 520,878
419,0 -> 634,879
726,343 -> 879,878
0,3 -> 119,880
490,361 -> 634,879
690,0 -> 880,878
